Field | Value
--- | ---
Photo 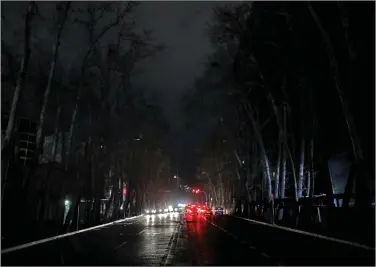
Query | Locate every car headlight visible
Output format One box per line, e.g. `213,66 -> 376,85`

152,209 -> 156,213
159,209 -> 162,213
145,209 -> 150,213
164,209 -> 168,212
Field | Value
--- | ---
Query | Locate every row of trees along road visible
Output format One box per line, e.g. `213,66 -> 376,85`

1,1 -> 168,247
185,2 -> 374,245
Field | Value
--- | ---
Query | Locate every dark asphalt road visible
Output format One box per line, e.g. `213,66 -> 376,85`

2,214 -> 374,266
206,215 -> 375,266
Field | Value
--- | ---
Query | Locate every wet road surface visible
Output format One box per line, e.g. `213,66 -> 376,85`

205,215 -> 375,266
2,213 -> 374,266
174,215 -> 278,266
2,213 -> 278,266
2,214 -> 179,265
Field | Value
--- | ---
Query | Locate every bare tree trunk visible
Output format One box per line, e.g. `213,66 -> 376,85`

241,100 -> 273,202
61,130 -> 66,167
278,107 -> 288,221
309,139 -> 315,198
308,3 -> 368,207
252,61 -> 297,202
111,177 -> 120,221
65,5 -> 135,170
306,170 -> 311,197
250,141 -> 258,202
104,183 -> 114,221
215,157 -> 225,206
65,78 -> 83,170
274,133 -> 282,199
39,99 -> 61,229
1,2 -> 35,213
297,138 -> 306,199
2,2 -> 35,151
72,196 -> 81,231
337,2 -> 356,60
35,2 -> 70,154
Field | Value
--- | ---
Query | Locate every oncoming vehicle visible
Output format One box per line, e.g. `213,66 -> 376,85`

144,208 -> 157,215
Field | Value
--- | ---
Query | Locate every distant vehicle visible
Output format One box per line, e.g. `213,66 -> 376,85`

183,204 -> 200,222
145,204 -> 165,214
199,205 -> 212,216
193,204 -> 211,216
145,209 -> 157,215
214,207 -> 224,216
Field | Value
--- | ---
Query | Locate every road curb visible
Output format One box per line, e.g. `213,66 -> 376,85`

1,215 -> 144,254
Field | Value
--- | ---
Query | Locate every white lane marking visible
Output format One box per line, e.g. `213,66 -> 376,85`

114,241 -> 128,250
137,230 -> 146,235
1,215 -> 144,254
231,215 -> 374,251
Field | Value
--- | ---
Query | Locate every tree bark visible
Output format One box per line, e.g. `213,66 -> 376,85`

251,59 -> 298,201
2,2 -> 35,151
309,139 -> 315,198
241,99 -> 273,202
65,6 -> 134,170
297,138 -> 306,199
39,100 -> 61,229
274,133 -> 282,199
308,3 -> 369,207
278,106 -> 288,221
35,2 -> 70,154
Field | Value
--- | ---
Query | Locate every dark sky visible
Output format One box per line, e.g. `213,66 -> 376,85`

132,2 -> 220,130
131,2 -> 230,181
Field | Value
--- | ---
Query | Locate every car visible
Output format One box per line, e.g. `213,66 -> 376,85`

157,208 -> 164,214
198,205 -> 212,216
145,208 -> 157,215
214,207 -> 224,215
183,204 -> 200,222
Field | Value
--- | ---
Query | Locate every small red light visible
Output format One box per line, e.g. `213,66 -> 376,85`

122,189 -> 127,195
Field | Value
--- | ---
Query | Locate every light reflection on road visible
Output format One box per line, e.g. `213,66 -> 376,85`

132,213 -> 180,265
